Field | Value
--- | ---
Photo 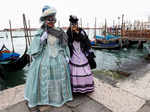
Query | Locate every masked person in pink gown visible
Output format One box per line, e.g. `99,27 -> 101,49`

67,15 -> 95,94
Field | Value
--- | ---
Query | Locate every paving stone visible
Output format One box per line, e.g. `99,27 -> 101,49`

116,66 -> 150,100
65,95 -> 89,108
137,104 -> 150,112
94,73 -> 118,86
0,87 -> 17,110
101,107 -> 112,112
12,85 -> 25,105
7,101 -> 30,112
145,100 -> 150,106
72,108 -> 80,112
88,78 -> 145,112
0,85 -> 25,110
0,109 -> 9,112
73,98 -> 111,112
43,105 -> 72,112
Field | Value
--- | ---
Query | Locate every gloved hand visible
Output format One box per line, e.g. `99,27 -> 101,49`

40,32 -> 48,44
66,57 -> 70,63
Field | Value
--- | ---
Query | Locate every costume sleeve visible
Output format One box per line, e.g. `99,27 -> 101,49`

81,30 -> 91,47
62,32 -> 70,59
27,30 -> 45,58
64,45 -> 70,58
79,29 -> 91,55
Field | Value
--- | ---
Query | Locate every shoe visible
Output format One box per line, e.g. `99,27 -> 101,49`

31,109 -> 40,112
30,107 -> 40,112
38,105 -> 51,112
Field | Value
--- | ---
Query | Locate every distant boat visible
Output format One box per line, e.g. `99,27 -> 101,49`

91,35 -> 121,50
91,40 -> 120,50
91,18 -> 121,50
95,34 -> 120,40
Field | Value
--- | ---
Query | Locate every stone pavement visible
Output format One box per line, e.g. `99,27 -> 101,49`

0,94 -> 112,112
1,75 -> 150,112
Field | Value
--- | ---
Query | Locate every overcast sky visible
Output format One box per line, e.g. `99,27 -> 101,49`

0,0 -> 150,30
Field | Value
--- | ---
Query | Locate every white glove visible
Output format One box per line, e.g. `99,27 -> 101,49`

40,32 -> 48,44
66,57 -> 70,63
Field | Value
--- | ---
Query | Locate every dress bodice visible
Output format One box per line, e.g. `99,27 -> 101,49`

47,34 -> 57,46
47,34 -> 60,57
71,41 -> 88,65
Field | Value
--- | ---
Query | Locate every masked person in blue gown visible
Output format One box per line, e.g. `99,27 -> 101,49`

24,5 -> 72,111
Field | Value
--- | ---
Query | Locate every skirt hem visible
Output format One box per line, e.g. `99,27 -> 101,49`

24,96 -> 73,108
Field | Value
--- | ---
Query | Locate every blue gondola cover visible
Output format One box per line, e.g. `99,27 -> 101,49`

0,52 -> 20,61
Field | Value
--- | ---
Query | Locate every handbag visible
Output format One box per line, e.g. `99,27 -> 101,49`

86,51 -> 96,69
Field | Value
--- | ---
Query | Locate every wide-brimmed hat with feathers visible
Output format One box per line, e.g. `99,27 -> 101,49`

40,5 -> 57,21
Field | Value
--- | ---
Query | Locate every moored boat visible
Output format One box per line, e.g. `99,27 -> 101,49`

0,45 -> 30,72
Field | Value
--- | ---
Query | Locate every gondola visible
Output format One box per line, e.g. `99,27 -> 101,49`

0,15 -> 31,73
0,44 -> 30,72
91,35 -> 121,50
91,42 -> 121,50
91,18 -> 121,50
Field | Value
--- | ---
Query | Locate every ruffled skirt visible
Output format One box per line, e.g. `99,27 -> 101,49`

69,62 -> 94,93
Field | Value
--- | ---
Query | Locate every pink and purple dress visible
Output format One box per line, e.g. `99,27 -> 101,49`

69,41 -> 94,93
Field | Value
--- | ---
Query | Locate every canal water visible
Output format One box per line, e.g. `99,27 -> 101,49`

0,30 -> 150,90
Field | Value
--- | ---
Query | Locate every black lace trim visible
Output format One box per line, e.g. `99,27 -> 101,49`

73,88 -> 94,93
69,61 -> 88,67
71,74 -> 92,77
72,82 -> 94,88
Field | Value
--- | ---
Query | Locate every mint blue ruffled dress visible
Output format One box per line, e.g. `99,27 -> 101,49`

24,29 -> 72,108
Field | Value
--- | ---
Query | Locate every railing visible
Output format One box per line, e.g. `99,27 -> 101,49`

124,30 -> 150,38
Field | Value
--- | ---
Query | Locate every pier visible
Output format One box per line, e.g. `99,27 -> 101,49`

1,72 -> 150,112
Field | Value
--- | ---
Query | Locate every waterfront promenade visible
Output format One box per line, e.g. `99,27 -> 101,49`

1,62 -> 150,112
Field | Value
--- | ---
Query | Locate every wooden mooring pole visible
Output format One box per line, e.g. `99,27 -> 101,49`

9,20 -> 15,52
